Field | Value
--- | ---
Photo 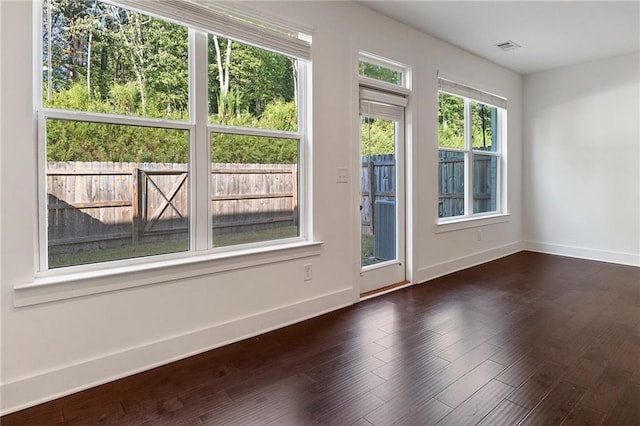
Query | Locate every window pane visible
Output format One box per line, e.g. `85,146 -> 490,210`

358,61 -> 402,86
438,150 -> 465,218
42,1 -> 189,120
471,102 -> 498,151
208,36 -> 297,131
438,92 -> 464,149
361,116 -> 398,267
46,119 -> 189,268
473,154 -> 498,213
210,133 -> 299,247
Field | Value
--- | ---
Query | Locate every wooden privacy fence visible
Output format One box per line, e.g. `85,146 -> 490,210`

361,154 -> 395,235
438,152 -> 496,217
47,161 -> 297,252
360,153 -> 496,229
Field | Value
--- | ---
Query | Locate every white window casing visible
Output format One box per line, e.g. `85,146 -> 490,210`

438,77 -> 506,110
437,79 -> 507,225
109,0 -> 311,60
31,0 -> 315,290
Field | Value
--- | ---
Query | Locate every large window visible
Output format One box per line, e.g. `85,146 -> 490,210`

38,0 -> 310,271
437,78 -> 505,220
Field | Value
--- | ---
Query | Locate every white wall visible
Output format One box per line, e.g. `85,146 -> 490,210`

0,1 -> 522,414
523,53 -> 640,266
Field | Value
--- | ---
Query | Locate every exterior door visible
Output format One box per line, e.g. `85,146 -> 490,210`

359,88 -> 406,295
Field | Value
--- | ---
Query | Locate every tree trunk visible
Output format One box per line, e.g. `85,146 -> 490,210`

108,7 -> 147,112
213,36 -> 232,116
87,29 -> 92,97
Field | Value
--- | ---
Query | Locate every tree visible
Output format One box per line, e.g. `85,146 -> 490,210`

438,92 -> 464,149
361,118 -> 395,156
359,62 -> 401,85
43,0 -> 298,163
209,36 -> 295,121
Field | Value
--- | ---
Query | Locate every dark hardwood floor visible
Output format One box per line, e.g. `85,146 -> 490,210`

3,251 -> 639,425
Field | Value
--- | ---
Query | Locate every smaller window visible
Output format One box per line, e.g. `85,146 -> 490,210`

437,79 -> 506,221
359,53 -> 404,86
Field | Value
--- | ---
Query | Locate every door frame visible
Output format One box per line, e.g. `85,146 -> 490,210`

357,83 -> 409,297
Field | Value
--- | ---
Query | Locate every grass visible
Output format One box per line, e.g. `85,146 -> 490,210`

51,228 -> 382,269
49,226 -> 298,269
361,233 -> 377,266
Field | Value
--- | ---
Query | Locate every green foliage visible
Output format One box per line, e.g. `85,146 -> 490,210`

259,100 -> 297,132
471,102 -> 496,151
228,42 -> 295,117
210,100 -> 298,164
46,117 -> 189,163
107,82 -> 140,114
438,92 -> 497,151
438,92 -> 464,149
211,132 -> 297,165
214,89 -> 241,121
361,117 -> 395,156
359,61 -> 401,85
208,37 -> 296,122
43,0 -> 299,165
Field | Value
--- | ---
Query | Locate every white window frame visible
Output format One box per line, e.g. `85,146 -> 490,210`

358,52 -> 410,91
436,79 -> 507,228
33,0 -> 315,282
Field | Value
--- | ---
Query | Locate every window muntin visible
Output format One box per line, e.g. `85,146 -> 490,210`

39,0 -> 309,272
438,90 -> 504,220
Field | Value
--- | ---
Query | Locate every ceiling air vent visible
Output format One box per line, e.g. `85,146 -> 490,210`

496,40 -> 521,51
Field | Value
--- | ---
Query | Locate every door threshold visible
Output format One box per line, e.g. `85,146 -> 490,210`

360,280 -> 411,300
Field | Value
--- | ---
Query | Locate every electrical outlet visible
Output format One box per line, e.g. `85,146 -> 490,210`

336,167 -> 348,183
303,263 -> 312,281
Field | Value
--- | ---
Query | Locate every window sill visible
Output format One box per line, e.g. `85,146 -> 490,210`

434,213 -> 510,234
14,240 -> 323,307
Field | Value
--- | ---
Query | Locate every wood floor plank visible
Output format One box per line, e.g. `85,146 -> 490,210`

561,405 -> 606,426
519,381 -> 585,425
310,391 -> 385,426
506,360 -> 563,409
438,379 -> 514,425
389,398 -> 452,426
579,366 -> 630,415
477,399 -> 530,426
602,382 -> 640,425
2,252 -> 638,426
434,359 -> 506,408
495,354 -> 543,388
435,328 -> 498,362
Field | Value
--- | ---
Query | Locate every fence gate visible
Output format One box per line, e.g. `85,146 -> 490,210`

133,169 -> 188,242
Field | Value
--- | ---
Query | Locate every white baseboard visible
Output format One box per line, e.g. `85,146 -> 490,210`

523,241 -> 640,267
0,288 -> 353,415
416,241 -> 524,284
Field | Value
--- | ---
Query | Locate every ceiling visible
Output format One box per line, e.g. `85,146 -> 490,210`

360,1 -> 640,75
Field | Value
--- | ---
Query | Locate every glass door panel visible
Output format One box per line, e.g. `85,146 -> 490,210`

359,95 -> 405,295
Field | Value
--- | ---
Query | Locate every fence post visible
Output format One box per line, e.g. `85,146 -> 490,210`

291,164 -> 298,226
131,168 -> 144,244
368,160 -> 375,234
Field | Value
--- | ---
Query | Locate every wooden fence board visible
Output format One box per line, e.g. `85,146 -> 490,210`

47,161 -> 297,252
